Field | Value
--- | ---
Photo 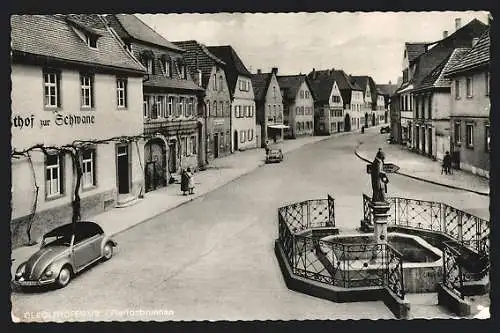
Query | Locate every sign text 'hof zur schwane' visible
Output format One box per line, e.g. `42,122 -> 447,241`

12,113 -> 96,129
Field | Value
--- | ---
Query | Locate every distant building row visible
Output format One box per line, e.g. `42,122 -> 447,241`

10,14 -> 389,247
392,17 -> 490,178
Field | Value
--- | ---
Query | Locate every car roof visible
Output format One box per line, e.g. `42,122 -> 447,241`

44,221 -> 104,237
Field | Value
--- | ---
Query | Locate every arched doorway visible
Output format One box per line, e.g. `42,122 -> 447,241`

344,114 -> 351,132
144,138 -> 167,193
364,113 -> 369,127
233,130 -> 239,151
371,113 -> 375,126
384,111 -> 388,123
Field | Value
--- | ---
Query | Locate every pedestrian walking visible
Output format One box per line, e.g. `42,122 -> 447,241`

186,167 -> 195,195
442,151 -> 452,175
264,139 -> 270,156
180,168 -> 189,195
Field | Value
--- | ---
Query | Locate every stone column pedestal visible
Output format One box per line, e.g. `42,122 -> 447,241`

370,201 -> 391,245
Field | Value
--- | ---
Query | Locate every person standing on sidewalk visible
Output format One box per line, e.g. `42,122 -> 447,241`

264,139 -> 270,157
442,151 -> 452,175
186,167 -> 195,195
181,168 -> 189,195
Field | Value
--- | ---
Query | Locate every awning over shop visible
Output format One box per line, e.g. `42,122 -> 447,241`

267,124 -> 289,129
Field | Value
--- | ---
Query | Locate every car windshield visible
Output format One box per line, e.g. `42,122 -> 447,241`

42,234 -> 72,247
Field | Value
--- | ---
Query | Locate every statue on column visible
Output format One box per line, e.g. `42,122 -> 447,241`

371,148 -> 389,203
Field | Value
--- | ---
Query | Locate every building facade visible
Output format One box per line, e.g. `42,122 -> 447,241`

10,14 -> 146,248
208,46 -> 257,151
333,70 -> 364,131
252,68 -> 286,145
173,40 -> 232,163
107,14 -> 205,193
277,74 -> 315,138
445,30 -> 490,178
307,69 -> 344,135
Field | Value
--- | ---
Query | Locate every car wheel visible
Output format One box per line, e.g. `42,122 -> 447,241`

103,243 -> 113,261
56,267 -> 71,288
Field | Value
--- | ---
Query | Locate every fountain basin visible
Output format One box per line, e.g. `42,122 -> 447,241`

320,233 -> 443,293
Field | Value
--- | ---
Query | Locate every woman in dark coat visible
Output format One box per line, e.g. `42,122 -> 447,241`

180,168 -> 189,195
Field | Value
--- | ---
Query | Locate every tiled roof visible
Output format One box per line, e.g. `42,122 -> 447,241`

143,74 -> 204,92
418,48 -> 471,90
251,73 -> 272,101
277,75 -> 311,101
307,69 -> 363,105
207,45 -> 252,98
445,29 -> 490,75
109,14 -> 184,52
306,70 -> 336,103
376,84 -> 398,96
405,43 -> 428,63
172,40 -> 225,88
10,14 -> 146,73
351,75 -> 378,105
409,19 -> 487,92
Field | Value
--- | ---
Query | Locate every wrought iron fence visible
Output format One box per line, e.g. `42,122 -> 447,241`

442,242 -> 464,299
277,196 -> 406,301
362,194 -> 489,256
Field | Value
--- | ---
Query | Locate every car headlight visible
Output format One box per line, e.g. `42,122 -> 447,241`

15,263 -> 26,277
43,267 -> 53,277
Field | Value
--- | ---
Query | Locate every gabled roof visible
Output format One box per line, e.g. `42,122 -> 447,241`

277,74 -> 314,101
106,14 -> 184,52
251,72 -> 273,102
351,75 -> 378,105
376,84 -> 398,97
398,18 -> 487,94
306,70 -> 337,103
207,45 -> 252,97
445,29 -> 490,76
417,48 -> 470,91
172,40 -> 225,88
405,43 -> 429,63
10,14 -> 146,74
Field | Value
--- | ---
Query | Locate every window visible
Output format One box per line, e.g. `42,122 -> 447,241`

180,65 -> 186,79
177,98 -> 183,117
146,58 -> 153,74
43,71 -> 60,108
332,95 -> 340,103
188,136 -> 196,155
220,133 -> 225,148
164,60 -> 171,77
116,78 -> 127,108
248,129 -> 254,141
157,96 -> 165,118
197,69 -> 202,86
455,80 -> 461,99
188,98 -> 193,117
183,137 -> 188,156
46,153 -> 63,198
213,74 -> 217,90
301,106 -> 304,115
80,73 -> 93,108
219,75 -> 223,91
305,91 -> 309,99
273,86 -> 276,98
485,72 -> 490,96
466,77 -> 473,98
485,125 -> 490,151
454,121 -> 461,144
300,91 -> 304,99
85,35 -> 97,48
213,101 -> 217,117
225,102 -> 230,117
143,96 -> 150,118
466,124 -> 474,147
240,131 -> 245,143
168,97 -> 174,117
81,148 -> 96,189
218,101 -> 223,117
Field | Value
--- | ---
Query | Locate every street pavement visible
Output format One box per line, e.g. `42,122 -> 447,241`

11,126 -> 490,321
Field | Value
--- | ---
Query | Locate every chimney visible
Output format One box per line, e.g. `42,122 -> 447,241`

257,69 -> 262,74
389,80 -> 392,85
271,67 -> 278,75
455,18 -> 462,31
312,68 -> 316,79
472,37 -> 479,47
443,30 -> 448,38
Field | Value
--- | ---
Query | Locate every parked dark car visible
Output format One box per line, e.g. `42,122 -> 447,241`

380,126 -> 390,134
266,148 -> 284,163
14,222 -> 117,289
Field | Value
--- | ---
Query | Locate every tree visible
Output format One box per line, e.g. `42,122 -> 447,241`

11,135 -> 151,245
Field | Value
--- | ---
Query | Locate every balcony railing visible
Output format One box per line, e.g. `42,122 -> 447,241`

144,119 -> 198,136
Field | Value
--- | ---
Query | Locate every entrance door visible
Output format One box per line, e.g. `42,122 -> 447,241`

428,128 -> 433,156
421,127 -> 426,154
233,130 -> 238,151
214,133 -> 219,158
116,145 -> 130,194
168,141 -> 176,173
344,114 -> 351,132
372,113 -> 375,126
365,113 -> 368,127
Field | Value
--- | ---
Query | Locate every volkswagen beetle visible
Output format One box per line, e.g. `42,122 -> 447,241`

14,221 -> 117,289
266,148 -> 284,164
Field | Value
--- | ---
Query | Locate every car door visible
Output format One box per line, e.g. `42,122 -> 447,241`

72,226 -> 103,269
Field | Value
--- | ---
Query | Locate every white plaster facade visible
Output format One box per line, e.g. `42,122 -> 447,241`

231,75 -> 257,151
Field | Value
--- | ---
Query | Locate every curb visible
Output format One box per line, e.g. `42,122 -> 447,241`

354,144 -> 489,197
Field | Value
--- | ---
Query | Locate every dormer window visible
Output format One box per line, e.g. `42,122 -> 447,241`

146,58 -> 153,74
86,35 -> 97,49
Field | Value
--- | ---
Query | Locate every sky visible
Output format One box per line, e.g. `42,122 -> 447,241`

136,11 -> 490,85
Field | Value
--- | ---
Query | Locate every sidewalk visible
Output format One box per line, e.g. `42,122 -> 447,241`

11,132 -> 346,278
355,134 -> 490,196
